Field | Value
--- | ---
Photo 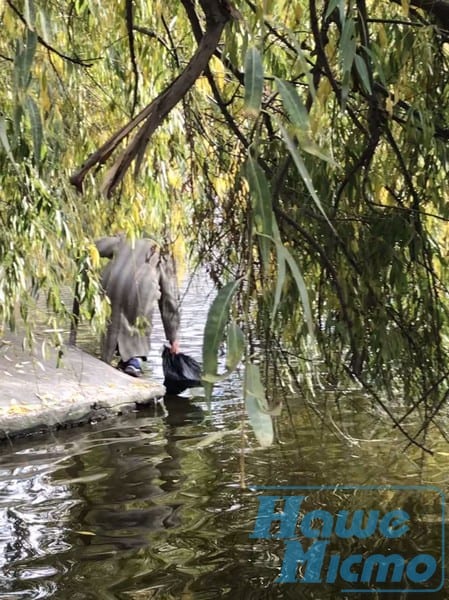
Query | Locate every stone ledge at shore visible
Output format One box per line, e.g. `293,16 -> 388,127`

0,333 -> 166,441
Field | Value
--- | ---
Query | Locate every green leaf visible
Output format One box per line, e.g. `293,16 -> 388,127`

201,321 -> 244,384
244,46 -> 264,117
278,123 -> 337,236
246,155 -> 273,272
340,18 -> 356,107
0,117 -> 19,173
25,95 -> 43,166
244,363 -> 274,448
297,133 -> 336,164
202,280 -> 240,399
271,232 -> 287,325
340,18 -> 356,73
275,78 -> 309,129
15,28 -> 37,90
354,53 -> 372,94
276,242 -> 315,339
225,321 -> 245,372
325,0 -> 344,21
24,0 -> 36,28
38,8 -> 51,43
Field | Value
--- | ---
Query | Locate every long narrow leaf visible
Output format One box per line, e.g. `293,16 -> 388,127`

354,54 -> 372,94
340,18 -> 356,74
275,78 -> 309,129
325,0 -> 344,21
279,123 -> 337,236
270,219 -> 285,324
25,95 -> 43,166
24,0 -> 36,28
0,117 -> 19,173
225,321 -> 245,372
278,243 -> 315,339
246,155 -> 273,271
202,321 -> 244,384
244,46 -> 263,116
244,363 -> 274,448
202,280 -> 240,399
21,28 -> 37,89
271,232 -> 286,326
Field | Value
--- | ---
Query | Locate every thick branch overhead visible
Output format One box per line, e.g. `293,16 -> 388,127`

70,0 -> 234,196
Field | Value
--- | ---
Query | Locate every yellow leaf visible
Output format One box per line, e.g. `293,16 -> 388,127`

378,186 -> 390,205
316,78 -> 332,106
167,169 -> 181,190
195,76 -> 211,95
401,0 -> 409,16
87,243 -> 100,268
210,56 -> 226,92
378,24 -> 388,49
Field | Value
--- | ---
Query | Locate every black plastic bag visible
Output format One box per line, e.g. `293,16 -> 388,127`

162,347 -> 202,395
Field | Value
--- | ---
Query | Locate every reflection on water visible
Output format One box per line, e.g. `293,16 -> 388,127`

0,392 -> 448,599
0,274 -> 448,598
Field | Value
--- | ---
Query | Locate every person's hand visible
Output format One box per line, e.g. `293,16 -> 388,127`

170,340 -> 180,354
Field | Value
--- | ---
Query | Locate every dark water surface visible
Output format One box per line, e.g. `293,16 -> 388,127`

1,275 -> 448,599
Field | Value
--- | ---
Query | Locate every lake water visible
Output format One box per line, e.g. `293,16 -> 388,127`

0,274 -> 447,598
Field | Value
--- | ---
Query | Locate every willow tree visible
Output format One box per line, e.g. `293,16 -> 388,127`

2,0 -> 449,448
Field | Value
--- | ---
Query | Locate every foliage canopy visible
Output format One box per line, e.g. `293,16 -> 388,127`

2,0 -> 449,448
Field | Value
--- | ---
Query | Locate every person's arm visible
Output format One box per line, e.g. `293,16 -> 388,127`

95,236 -> 122,259
158,252 -> 181,353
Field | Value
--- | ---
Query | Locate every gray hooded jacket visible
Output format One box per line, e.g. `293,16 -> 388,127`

96,236 -> 180,363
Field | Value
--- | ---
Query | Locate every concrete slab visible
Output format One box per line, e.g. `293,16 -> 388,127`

0,333 -> 166,440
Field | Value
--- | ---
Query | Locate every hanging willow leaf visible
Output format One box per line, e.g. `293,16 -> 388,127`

225,321 -> 245,371
25,95 -> 43,166
277,242 -> 315,339
202,280 -> 240,399
340,18 -> 356,73
354,53 -> 372,94
271,230 -> 287,325
202,321 -> 245,384
0,117 -> 19,173
278,123 -> 337,236
244,46 -> 263,116
275,78 -> 309,129
325,0 -> 344,21
275,78 -> 335,164
19,28 -> 37,90
340,18 -> 356,108
246,154 -> 273,272
24,0 -> 36,28
259,218 -> 313,336
244,363 -> 274,448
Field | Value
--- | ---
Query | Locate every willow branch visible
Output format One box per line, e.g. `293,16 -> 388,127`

399,0 -> 449,26
126,0 -> 139,116
6,0 -> 95,67
71,0 -> 234,196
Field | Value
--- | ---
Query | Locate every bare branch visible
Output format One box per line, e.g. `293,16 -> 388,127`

132,25 -> 173,56
126,0 -> 139,115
